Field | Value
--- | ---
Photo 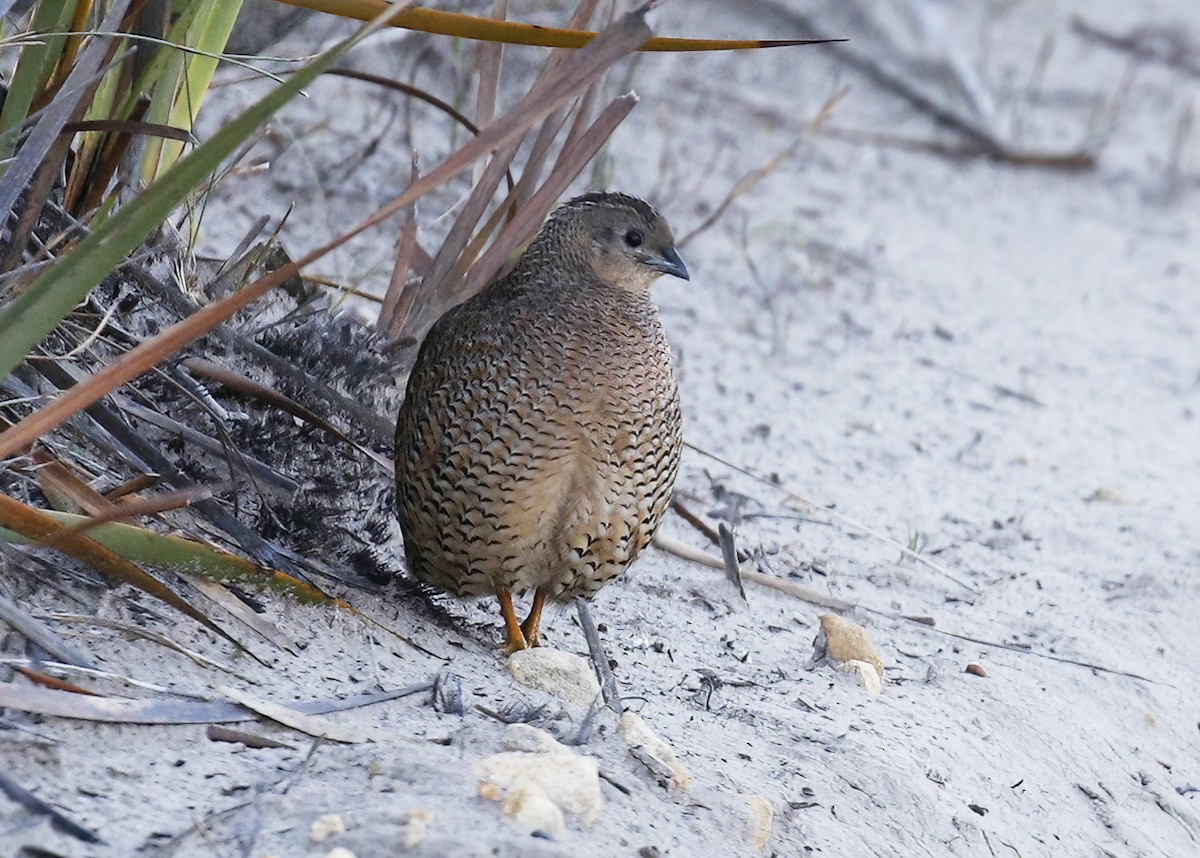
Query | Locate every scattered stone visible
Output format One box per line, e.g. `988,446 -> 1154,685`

402,809 -> 432,850
476,744 -> 603,835
325,849 -> 357,858
220,685 -> 368,744
507,648 -> 602,708
965,662 -> 988,678
1086,486 -> 1132,504
501,722 -> 570,755
501,783 -> 566,838
746,794 -> 774,852
310,813 -> 346,843
838,659 -> 883,696
621,712 -> 692,791
815,614 -> 886,682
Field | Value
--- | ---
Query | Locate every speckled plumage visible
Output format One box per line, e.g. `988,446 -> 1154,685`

394,192 -> 688,649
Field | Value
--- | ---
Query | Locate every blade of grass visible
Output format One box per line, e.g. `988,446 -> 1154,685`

378,153 -> 420,337
56,486 -> 220,530
0,492 -> 254,656
63,118 -> 195,143
12,665 -> 101,695
507,0 -> 603,210
181,358 -> 394,473
0,15 -> 133,272
0,4 -> 652,460
325,67 -> 511,192
0,0 -> 76,160
30,448 -> 115,515
400,3 -> 636,334
48,0 -> 96,94
29,357 -> 307,574
411,138 -> 522,328
475,0 -> 506,130
0,0 -> 130,212
47,613 -> 253,677
156,0 -> 245,177
0,1 -> 415,382
219,685 -> 368,743
0,509 -> 340,605
113,396 -> 300,491
190,578 -> 293,651
274,0 -> 837,50
0,587 -> 96,668
0,682 -> 431,725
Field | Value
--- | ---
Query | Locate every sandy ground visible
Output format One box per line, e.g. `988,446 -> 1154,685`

4,0 -> 1200,855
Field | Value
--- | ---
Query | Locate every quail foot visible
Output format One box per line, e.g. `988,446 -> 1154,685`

395,192 -> 689,652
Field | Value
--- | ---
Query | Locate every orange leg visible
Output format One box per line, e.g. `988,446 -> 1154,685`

497,586 -> 529,653
520,587 -> 547,648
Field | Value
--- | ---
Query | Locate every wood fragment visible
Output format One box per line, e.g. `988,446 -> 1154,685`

0,681 -> 433,725
0,588 -> 95,668
206,724 -> 297,749
0,657 -> 217,699
575,597 -> 621,714
653,533 -> 852,610
0,770 -> 102,844
11,665 -> 100,695
215,686 -> 366,744
718,523 -> 748,603
44,613 -> 254,679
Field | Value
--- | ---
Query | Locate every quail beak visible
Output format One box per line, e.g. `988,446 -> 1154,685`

647,245 -> 690,281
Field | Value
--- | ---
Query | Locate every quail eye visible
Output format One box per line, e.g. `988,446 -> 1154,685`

623,229 -> 643,248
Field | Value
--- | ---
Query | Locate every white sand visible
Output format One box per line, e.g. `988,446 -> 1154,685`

4,1 -> 1198,855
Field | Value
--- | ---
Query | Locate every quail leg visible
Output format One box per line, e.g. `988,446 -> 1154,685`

520,587 -> 547,648
497,586 -> 529,653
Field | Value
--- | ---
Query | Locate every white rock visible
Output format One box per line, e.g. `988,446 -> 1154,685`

502,783 -> 566,838
309,813 -> 346,843
324,849 -> 357,858
839,659 -> 883,696
507,648 -> 601,708
620,712 -> 692,791
476,750 -> 603,827
746,794 -> 774,852
501,722 -> 570,754
402,808 -> 432,849
815,614 -> 886,684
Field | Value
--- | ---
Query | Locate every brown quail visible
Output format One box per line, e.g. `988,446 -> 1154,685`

394,191 -> 689,652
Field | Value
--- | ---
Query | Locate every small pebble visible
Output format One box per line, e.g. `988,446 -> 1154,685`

621,712 -> 692,791
508,648 -> 601,708
816,614 -> 886,679
310,814 -> 345,843
746,794 -> 773,852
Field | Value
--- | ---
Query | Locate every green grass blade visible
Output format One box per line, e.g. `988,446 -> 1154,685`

0,0 -> 75,161
0,7 -> 403,381
157,0 -> 245,178
0,511 -> 335,604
